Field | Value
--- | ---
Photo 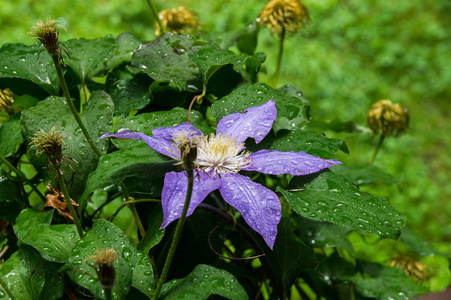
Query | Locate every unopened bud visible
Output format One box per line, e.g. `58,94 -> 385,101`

258,0 -> 311,36
367,99 -> 409,137
155,6 -> 200,36
88,248 -> 118,289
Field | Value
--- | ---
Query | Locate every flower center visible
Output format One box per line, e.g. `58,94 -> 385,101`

197,133 -> 252,175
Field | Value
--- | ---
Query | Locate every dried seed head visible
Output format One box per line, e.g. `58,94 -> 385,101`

390,256 -> 428,282
28,18 -> 66,56
30,127 -> 65,161
258,0 -> 311,36
0,88 -> 14,115
87,248 -> 118,289
155,6 -> 200,36
367,99 -> 409,137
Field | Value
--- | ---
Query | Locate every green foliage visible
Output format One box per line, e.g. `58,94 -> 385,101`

0,1 -> 450,299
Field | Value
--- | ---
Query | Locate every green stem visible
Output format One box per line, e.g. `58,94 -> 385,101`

56,170 -> 84,239
51,54 -> 102,158
119,182 -> 146,239
273,27 -> 286,87
369,134 -> 385,165
0,153 -> 46,204
151,169 -> 194,300
104,287 -> 112,300
145,0 -> 165,35
0,275 -> 17,300
109,198 -> 160,222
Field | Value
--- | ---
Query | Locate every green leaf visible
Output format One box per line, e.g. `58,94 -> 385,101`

63,36 -> 116,83
0,169 -> 25,209
80,143 -> 174,204
20,91 -> 113,199
68,220 -> 151,299
263,212 -> 318,294
270,130 -> 349,159
137,207 -> 165,253
107,32 -> 142,70
38,260 -> 64,300
211,82 -> 310,134
112,107 -> 212,149
0,43 -> 59,95
130,32 -> 202,91
294,217 -> 354,255
160,264 -> 248,300
0,245 -> 45,300
132,252 -> 155,298
400,227 -> 444,257
332,164 -> 396,185
278,171 -> 406,239
348,261 -> 428,299
14,209 -> 80,263
236,21 -> 259,55
107,72 -> 152,117
0,115 -> 23,157
189,43 -> 248,86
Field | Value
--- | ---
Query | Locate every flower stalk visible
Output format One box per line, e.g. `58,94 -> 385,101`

145,0 -> 166,35
274,27 -> 286,87
151,168 -> 194,300
56,170 -> 84,238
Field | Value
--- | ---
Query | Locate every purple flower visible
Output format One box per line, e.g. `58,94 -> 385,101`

100,100 -> 340,248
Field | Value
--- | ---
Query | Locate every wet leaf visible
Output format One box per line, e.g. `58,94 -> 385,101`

189,43 -> 248,86
294,217 -> 354,255
130,32 -> 202,91
79,143 -> 174,205
63,36 -> 116,82
263,212 -> 318,294
0,115 -> 23,158
0,245 -> 45,300
332,164 -> 396,185
270,130 -> 348,159
0,43 -> 59,95
348,261 -> 428,299
107,32 -> 142,70
211,82 -> 310,134
132,252 -> 155,298
68,220 -> 152,299
20,91 -> 113,199
278,171 -> 406,239
14,209 -> 80,263
160,264 -> 247,300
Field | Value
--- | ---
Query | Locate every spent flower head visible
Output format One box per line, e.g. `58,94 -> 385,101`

28,18 -> 69,62
155,6 -> 200,36
30,127 -> 65,160
0,88 -> 14,116
367,99 -> 409,137
258,0 -> 311,36
390,256 -> 428,282
100,100 -> 340,249
87,248 -> 118,289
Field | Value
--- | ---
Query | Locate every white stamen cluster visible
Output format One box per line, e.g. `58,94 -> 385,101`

197,133 -> 252,175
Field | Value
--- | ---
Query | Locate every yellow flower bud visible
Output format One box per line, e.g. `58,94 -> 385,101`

155,7 -> 200,36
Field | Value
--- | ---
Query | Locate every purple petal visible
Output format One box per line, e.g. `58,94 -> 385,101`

161,171 -> 222,228
244,149 -> 341,175
219,173 -> 281,249
216,100 -> 277,145
152,122 -> 202,140
100,130 -> 179,159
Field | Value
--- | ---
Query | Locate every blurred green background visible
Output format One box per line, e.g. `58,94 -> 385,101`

1,0 -> 450,289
